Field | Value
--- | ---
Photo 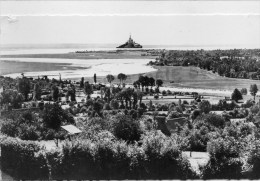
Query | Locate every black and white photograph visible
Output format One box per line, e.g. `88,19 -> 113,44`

0,0 -> 260,180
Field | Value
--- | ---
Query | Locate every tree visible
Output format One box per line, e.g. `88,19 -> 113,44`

42,103 -> 74,130
138,76 -> 144,91
156,79 -> 163,88
110,99 -> 119,109
33,83 -> 41,100
133,80 -> 140,89
231,88 -> 243,102
84,81 -> 93,97
80,77 -> 84,88
117,73 -> 127,86
202,137 -> 242,179
69,85 -> 76,102
149,77 -> 155,88
1,90 -> 24,109
113,114 -> 142,143
18,77 -> 31,101
106,74 -> 114,85
52,85 -> 59,102
198,100 -> 212,114
93,100 -> 104,115
250,84 -> 258,100
136,89 -> 144,107
94,73 -> 97,84
241,88 -> 247,95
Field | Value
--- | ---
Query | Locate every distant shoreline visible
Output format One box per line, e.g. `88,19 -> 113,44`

0,49 -> 158,60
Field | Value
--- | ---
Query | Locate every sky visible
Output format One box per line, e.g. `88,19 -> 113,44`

0,1 -> 260,48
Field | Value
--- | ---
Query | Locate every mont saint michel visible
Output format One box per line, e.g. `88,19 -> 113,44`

117,35 -> 142,48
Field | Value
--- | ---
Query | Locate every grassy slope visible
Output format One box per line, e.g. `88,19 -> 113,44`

83,66 -> 260,91
143,66 -> 260,91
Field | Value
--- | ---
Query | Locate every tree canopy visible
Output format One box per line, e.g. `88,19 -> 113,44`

231,88 -> 243,102
250,84 -> 258,100
106,74 -> 115,84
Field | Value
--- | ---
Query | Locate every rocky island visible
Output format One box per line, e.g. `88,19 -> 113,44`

117,35 -> 142,48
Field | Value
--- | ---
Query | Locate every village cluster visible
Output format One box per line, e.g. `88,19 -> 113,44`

1,69 -> 260,179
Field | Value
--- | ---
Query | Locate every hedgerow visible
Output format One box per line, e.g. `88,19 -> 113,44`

0,137 -> 49,180
0,133 -> 196,180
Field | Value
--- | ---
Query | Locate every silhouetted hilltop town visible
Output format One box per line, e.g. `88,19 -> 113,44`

117,35 -> 142,48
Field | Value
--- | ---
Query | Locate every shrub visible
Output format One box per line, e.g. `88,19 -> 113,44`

0,137 -> 49,180
216,99 -> 238,111
222,124 -> 240,139
181,126 -> 211,152
251,105 -> 260,115
183,100 -> 189,105
42,103 -> 75,130
231,88 -> 243,102
242,99 -> 254,108
95,139 -> 131,179
0,133 -> 196,180
174,105 -> 183,113
167,111 -> 182,119
110,99 -> 119,109
162,90 -> 167,96
0,119 -> 18,137
129,109 -> 138,119
113,115 -> 142,143
246,140 -> 260,178
167,90 -> 172,95
141,131 -> 196,179
241,88 -> 248,95
201,137 -> 243,179
47,139 -> 131,180
191,109 -> 201,120
18,123 -> 40,140
103,103 -> 111,110
195,113 -> 226,129
198,100 -> 211,114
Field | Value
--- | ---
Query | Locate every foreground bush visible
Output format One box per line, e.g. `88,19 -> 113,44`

201,137 -> 243,179
246,140 -> 260,178
0,137 -> 49,180
140,131 -> 196,179
0,134 -> 196,180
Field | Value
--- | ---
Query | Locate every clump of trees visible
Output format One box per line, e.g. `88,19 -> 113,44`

1,103 -> 74,140
149,49 -> 260,80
